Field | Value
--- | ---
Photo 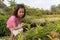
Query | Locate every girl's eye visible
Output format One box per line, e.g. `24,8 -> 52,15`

19,11 -> 24,13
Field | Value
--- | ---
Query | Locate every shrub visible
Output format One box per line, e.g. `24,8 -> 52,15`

0,16 -> 10,36
17,21 -> 60,40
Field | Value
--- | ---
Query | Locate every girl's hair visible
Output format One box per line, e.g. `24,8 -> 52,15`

13,4 -> 26,18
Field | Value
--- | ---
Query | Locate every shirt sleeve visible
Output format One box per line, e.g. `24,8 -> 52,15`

6,16 -> 16,28
10,16 -> 16,23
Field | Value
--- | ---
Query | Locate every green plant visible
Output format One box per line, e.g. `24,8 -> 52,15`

0,16 -> 10,36
17,21 -> 60,40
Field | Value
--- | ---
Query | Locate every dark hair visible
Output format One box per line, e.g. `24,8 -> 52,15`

13,4 -> 26,18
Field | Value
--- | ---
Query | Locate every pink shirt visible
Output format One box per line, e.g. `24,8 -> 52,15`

7,15 -> 23,30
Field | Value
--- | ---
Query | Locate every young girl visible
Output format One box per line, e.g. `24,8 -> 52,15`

7,4 -> 26,40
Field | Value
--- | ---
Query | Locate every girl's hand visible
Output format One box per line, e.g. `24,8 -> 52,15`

20,23 -> 25,28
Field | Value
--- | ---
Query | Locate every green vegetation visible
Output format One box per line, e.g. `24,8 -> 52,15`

0,0 -> 60,40
17,21 -> 60,40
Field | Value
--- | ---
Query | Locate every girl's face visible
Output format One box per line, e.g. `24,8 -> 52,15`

17,8 -> 24,18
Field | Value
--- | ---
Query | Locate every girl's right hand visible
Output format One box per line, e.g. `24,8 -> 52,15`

20,23 -> 25,28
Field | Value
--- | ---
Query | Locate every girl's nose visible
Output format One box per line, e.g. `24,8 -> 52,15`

21,13 -> 24,15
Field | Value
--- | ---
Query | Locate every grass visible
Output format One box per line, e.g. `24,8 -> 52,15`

0,36 -> 11,40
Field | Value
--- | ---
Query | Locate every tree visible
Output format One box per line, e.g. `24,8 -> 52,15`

51,5 -> 57,14
8,0 -> 16,14
44,10 -> 50,15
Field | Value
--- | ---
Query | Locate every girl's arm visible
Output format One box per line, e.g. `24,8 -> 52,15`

12,22 -> 25,30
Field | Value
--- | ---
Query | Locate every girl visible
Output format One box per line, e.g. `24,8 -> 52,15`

7,4 -> 26,40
